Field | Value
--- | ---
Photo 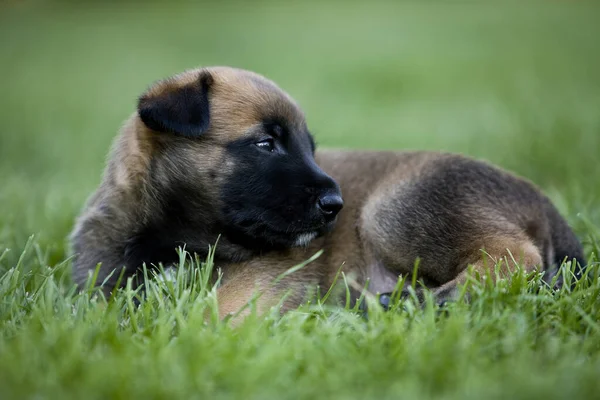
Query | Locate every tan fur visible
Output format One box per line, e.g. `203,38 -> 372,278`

214,257 -> 320,325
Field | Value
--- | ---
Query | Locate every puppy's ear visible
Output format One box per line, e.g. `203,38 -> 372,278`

137,71 -> 213,137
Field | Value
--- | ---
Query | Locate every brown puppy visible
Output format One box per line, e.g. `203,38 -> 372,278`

70,66 -> 585,319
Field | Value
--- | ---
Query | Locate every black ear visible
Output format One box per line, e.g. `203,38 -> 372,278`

137,71 -> 213,137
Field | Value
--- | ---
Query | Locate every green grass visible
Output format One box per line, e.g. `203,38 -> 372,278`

1,1 -> 600,398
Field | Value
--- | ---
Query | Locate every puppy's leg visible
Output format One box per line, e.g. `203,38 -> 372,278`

214,279 -> 279,324
210,260 -> 320,326
431,235 -> 543,303
359,155 -> 563,310
378,235 -> 543,309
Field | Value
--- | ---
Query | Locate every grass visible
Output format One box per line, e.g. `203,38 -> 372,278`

1,1 -> 600,398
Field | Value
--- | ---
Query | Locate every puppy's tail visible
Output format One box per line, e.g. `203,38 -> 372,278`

545,201 -> 587,287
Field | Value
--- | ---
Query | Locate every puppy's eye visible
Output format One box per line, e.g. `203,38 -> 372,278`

256,138 -> 275,152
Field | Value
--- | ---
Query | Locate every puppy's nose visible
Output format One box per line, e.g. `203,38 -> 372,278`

317,193 -> 344,220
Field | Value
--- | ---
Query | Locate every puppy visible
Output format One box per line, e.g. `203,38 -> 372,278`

70,66 -> 586,319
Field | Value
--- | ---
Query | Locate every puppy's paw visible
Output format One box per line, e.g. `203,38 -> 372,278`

378,293 -> 393,311
377,288 -> 427,310
379,286 -> 456,311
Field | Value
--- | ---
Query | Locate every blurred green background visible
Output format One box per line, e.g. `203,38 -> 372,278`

1,1 -> 599,269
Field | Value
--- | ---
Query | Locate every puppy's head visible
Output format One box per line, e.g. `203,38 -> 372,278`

135,67 -> 342,250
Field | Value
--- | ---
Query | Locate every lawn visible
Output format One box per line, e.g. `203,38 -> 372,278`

1,1 -> 599,399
